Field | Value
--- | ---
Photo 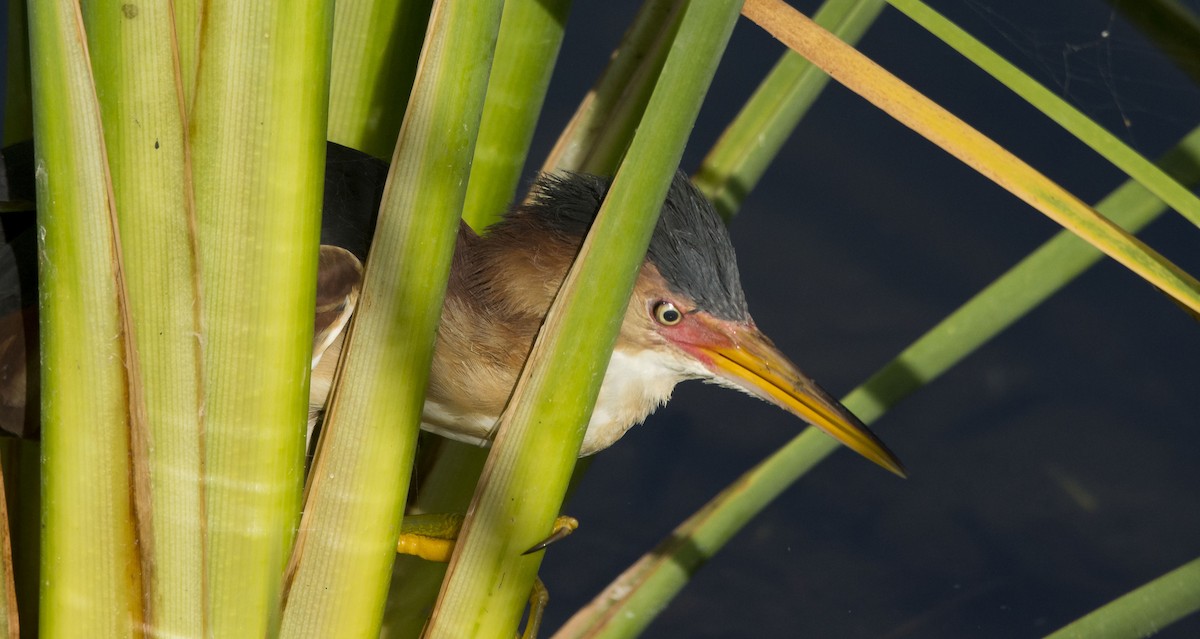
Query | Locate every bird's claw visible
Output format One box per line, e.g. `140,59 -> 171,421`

517,515 -> 575,638
523,516 -> 579,555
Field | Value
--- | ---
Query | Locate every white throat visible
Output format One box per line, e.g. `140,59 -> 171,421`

417,347 -> 705,457
576,347 -> 705,455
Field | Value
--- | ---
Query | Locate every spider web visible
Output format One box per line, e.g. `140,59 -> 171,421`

959,0 -> 1200,152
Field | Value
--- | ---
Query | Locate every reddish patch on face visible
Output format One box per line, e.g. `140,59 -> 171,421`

653,305 -> 742,369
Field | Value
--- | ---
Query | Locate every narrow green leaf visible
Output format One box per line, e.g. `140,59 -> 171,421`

280,2 -> 506,636
742,0 -> 1200,317
1045,556 -> 1200,639
694,0 -> 886,220
554,125 -> 1200,639
189,1 -> 333,634
462,0 -> 571,230
425,3 -> 744,637
327,0 -> 434,158
30,0 -> 143,634
887,0 -> 1200,229
82,2 -> 203,633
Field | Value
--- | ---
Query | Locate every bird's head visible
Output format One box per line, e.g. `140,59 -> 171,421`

490,171 -> 905,477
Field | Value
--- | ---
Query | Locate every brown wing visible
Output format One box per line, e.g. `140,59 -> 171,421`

312,245 -> 363,371
308,246 -> 363,445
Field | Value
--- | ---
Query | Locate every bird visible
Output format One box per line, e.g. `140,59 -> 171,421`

0,141 -> 903,477
317,143 -> 903,474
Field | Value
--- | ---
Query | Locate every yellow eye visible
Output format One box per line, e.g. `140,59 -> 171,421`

653,301 -> 682,326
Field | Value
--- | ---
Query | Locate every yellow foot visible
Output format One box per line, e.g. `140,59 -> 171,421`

396,513 -> 577,639
395,512 -> 465,562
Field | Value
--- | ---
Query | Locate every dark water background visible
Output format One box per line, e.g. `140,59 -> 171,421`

526,1 -> 1200,637
4,1 -> 1196,637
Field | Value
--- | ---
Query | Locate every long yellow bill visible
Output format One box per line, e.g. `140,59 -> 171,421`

700,325 -> 906,478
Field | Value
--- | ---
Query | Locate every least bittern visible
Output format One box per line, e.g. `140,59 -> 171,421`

314,143 -> 904,473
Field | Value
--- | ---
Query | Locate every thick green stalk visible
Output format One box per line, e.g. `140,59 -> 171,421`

462,0 -> 571,230
886,0 -> 1200,229
31,0 -> 143,635
424,2 -> 744,637
279,2 -> 506,636
553,126 -> 1200,639
694,0 -> 885,219
81,2 -> 202,634
189,1 -> 332,635
543,0 -> 685,175
1045,556 -> 1200,639
327,0 -> 434,158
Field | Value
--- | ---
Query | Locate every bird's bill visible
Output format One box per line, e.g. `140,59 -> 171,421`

687,322 -> 906,478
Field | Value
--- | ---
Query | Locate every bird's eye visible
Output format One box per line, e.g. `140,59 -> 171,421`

653,301 -> 682,326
